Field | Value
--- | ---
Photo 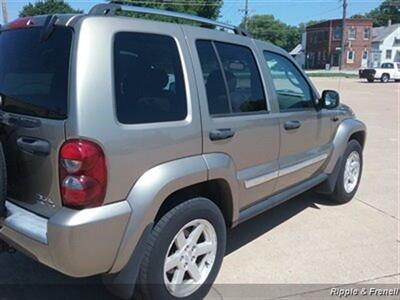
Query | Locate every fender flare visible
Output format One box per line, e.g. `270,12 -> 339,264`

324,118 -> 366,174
105,154 -> 239,299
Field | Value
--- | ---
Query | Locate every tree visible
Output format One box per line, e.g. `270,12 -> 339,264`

20,0 -> 82,17
242,15 -> 301,51
113,0 -> 223,20
351,0 -> 400,26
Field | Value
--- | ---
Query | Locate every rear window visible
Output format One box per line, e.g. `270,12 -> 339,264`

0,27 -> 72,119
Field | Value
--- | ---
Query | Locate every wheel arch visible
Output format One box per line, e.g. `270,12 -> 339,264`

324,118 -> 367,174
109,154 -> 238,274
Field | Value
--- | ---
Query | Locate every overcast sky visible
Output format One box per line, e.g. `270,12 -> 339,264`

2,0 -> 383,26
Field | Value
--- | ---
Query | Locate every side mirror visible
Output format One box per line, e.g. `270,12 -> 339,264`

321,90 -> 340,109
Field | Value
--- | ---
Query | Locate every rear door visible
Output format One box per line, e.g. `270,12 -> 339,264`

0,25 -> 73,217
184,27 -> 280,210
262,50 -> 334,191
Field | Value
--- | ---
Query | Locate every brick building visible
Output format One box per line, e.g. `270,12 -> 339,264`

306,19 -> 373,70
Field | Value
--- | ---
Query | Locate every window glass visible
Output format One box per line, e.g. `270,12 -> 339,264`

264,51 -> 313,111
349,27 -> 356,40
0,27 -> 72,119
196,40 -> 230,115
333,27 -> 342,40
364,27 -> 370,40
382,63 -> 394,69
386,50 -> 392,60
114,33 -> 187,124
196,40 -> 267,115
215,42 -> 267,113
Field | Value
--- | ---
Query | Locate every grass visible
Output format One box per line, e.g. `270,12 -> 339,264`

305,72 -> 358,78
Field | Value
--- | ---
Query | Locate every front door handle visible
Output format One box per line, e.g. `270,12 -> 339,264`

284,121 -> 302,131
209,129 -> 235,141
17,137 -> 51,156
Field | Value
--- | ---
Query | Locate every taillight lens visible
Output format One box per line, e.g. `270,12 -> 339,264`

59,140 -> 107,209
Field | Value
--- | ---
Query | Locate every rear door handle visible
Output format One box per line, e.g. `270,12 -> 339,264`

284,121 -> 302,131
209,129 -> 235,141
17,137 -> 51,156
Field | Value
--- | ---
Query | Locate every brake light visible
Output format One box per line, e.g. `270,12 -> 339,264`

8,17 -> 34,30
59,140 -> 107,209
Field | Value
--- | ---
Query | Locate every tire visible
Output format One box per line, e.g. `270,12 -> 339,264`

0,143 -> 6,219
381,74 -> 390,83
329,140 -> 363,204
137,198 -> 226,300
367,78 -> 374,83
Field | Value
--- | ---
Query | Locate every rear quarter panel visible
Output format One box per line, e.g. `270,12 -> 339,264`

66,16 -> 203,204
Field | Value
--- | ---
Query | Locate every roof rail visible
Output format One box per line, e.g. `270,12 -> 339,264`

89,2 -> 250,37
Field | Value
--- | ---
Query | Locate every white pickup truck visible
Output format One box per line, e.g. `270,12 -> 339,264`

359,62 -> 400,83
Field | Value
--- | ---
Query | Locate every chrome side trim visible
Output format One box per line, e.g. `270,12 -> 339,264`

279,153 -> 329,177
244,171 -> 279,189
244,153 -> 328,189
3,201 -> 48,244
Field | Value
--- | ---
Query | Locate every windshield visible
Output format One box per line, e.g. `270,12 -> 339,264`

0,26 -> 72,119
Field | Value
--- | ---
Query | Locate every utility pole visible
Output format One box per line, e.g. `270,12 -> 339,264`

1,0 -> 8,24
340,0 -> 347,71
240,0 -> 250,30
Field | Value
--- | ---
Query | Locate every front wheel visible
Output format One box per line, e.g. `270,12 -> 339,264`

328,140 -> 363,204
137,198 -> 226,300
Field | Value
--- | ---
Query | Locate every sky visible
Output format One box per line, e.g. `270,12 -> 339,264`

2,0 -> 384,26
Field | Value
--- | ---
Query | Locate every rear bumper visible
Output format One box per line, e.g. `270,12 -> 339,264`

0,200 -> 131,277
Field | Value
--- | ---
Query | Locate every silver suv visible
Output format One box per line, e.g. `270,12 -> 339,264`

0,4 -> 366,300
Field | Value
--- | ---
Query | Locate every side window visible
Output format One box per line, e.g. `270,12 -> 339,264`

114,33 -> 187,124
264,51 -> 313,111
196,40 -> 230,115
196,40 -> 267,115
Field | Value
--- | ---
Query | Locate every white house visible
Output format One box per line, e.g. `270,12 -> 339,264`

370,22 -> 400,67
290,32 -> 307,69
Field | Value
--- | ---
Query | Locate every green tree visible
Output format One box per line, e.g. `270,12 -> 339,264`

242,15 -> 301,51
20,0 -> 82,17
113,0 -> 223,20
351,0 -> 400,26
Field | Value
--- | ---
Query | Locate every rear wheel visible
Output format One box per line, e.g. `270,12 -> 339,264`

328,140 -> 363,204
367,78 -> 374,83
381,74 -> 390,83
138,198 -> 226,300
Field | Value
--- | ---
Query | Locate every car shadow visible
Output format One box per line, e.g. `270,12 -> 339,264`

0,192 -> 338,300
225,191 -> 336,255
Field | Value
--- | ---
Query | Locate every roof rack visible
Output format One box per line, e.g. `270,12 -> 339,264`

89,2 -> 250,37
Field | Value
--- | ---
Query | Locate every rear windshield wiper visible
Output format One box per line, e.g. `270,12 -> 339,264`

40,15 -> 58,42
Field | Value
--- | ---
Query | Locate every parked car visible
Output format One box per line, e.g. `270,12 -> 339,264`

0,4 -> 366,300
359,62 -> 400,83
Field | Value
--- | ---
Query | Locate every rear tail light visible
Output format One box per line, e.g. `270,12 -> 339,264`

59,139 -> 107,209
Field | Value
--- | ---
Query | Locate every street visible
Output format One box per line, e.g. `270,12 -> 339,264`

0,78 -> 398,299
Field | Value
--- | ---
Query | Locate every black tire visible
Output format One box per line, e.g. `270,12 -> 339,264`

137,198 -> 226,300
329,140 -> 363,204
0,143 -> 6,218
367,78 -> 374,83
381,74 -> 390,83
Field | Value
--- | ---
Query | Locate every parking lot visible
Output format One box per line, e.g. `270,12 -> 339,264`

0,78 -> 398,299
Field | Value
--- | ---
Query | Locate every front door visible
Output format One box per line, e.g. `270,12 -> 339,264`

361,50 -> 369,68
184,27 -> 280,210
263,51 -> 333,192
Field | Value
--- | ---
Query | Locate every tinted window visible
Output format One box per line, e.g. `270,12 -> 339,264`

196,41 -> 230,115
264,52 -> 313,111
215,42 -> 266,113
381,63 -> 394,69
196,40 -> 267,115
0,27 -> 72,119
114,33 -> 187,124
